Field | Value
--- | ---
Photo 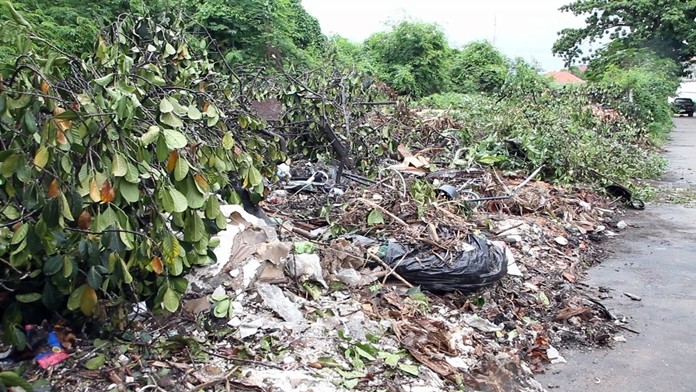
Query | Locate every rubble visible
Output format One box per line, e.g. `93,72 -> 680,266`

12,110 -> 638,392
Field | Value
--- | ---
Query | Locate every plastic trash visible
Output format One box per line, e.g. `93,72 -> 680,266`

383,234 -> 507,293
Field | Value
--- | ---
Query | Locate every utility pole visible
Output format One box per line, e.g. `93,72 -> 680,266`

493,14 -> 497,44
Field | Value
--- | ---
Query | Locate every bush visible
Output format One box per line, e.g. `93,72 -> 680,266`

364,21 -> 450,97
418,83 -> 666,185
450,41 -> 509,94
0,13 -> 283,346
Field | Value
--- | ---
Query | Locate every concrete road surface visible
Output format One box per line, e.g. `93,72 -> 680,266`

535,117 -> 696,392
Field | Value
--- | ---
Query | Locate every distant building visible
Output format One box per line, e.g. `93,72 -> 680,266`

544,70 -> 586,84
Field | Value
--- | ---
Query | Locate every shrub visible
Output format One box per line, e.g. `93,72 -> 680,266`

0,13 -> 283,346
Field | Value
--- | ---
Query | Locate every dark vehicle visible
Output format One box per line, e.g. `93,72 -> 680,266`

673,97 -> 695,117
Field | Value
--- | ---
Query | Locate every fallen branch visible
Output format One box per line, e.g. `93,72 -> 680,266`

367,253 -> 414,288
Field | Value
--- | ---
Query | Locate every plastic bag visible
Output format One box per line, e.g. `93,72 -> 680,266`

383,234 -> 507,293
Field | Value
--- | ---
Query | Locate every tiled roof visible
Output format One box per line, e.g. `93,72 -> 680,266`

544,70 -> 585,84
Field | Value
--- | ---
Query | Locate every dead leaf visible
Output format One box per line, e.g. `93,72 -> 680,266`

151,256 -> 163,275
78,210 -> 92,229
193,174 -> 209,192
40,80 -> 50,94
182,297 -> 210,316
554,306 -> 592,321
166,150 -> 179,173
47,179 -> 60,198
100,181 -> 115,203
562,272 -> 575,284
89,178 -> 101,202
56,129 -> 68,145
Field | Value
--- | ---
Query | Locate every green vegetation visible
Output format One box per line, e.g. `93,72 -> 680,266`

450,41 -> 509,94
553,0 -> 696,65
0,0 -> 687,346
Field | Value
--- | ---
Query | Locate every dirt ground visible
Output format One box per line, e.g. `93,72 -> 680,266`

535,117 -> 696,391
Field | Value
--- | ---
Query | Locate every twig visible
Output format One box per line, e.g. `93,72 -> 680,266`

367,253 -> 413,288
617,324 -> 640,335
202,349 -> 283,370
65,227 -> 154,243
354,198 -> 408,227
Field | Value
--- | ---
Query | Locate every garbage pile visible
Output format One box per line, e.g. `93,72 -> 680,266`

6,111 -> 636,392
149,137 -> 632,391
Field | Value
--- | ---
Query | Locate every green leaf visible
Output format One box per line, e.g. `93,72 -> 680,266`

210,286 -> 228,302
162,128 -> 187,149
164,43 -> 176,56
163,287 -> 180,312
0,371 -> 33,392
174,156 -> 189,181
212,298 -> 230,318
184,212 -> 205,242
42,197 -> 62,228
221,133 -> 234,150
141,125 -> 161,145
84,355 -> 106,370
379,351 -> 401,367
162,187 -> 188,213
120,258 -> 133,284
317,356 -> 341,368
159,98 -> 174,113
1,154 -> 19,177
247,166 -> 263,187
43,255 -> 63,276
34,146 -> 49,169
94,74 -> 114,87
187,105 -> 202,120
86,266 -> 103,289
10,223 -> 28,245
397,363 -> 420,376
367,209 -> 385,226
24,111 -> 38,133
119,180 -> 140,203
67,284 -> 87,311
161,112 -> 183,128
15,292 -> 42,303
112,153 -> 128,177
163,233 -> 181,263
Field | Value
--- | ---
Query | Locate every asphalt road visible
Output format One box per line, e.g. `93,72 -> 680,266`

535,117 -> 696,392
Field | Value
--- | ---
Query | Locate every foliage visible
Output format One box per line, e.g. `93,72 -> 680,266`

0,371 -> 33,392
418,82 -> 666,186
0,12 -> 284,343
0,0 -> 326,69
596,57 -> 679,137
450,41 -> 509,94
0,0 -> 142,59
553,0 -> 696,66
178,0 -> 325,68
364,21 -> 450,98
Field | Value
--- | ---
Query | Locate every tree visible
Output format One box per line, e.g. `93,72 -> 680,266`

0,10 -> 284,339
0,0 -> 140,58
553,0 -> 696,66
178,0 -> 325,68
450,41 -> 509,94
364,21 -> 450,97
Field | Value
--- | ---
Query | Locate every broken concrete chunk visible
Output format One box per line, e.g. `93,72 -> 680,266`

256,283 -> 305,324
554,237 -> 569,246
286,253 -> 327,288
335,268 -> 363,287
461,314 -> 503,333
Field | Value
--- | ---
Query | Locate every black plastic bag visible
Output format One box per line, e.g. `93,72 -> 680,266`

383,234 -> 507,293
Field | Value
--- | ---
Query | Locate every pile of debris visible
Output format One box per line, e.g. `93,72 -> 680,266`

3,112 -> 637,392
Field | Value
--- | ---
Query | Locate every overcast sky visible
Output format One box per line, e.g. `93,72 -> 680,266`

301,0 -> 586,72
